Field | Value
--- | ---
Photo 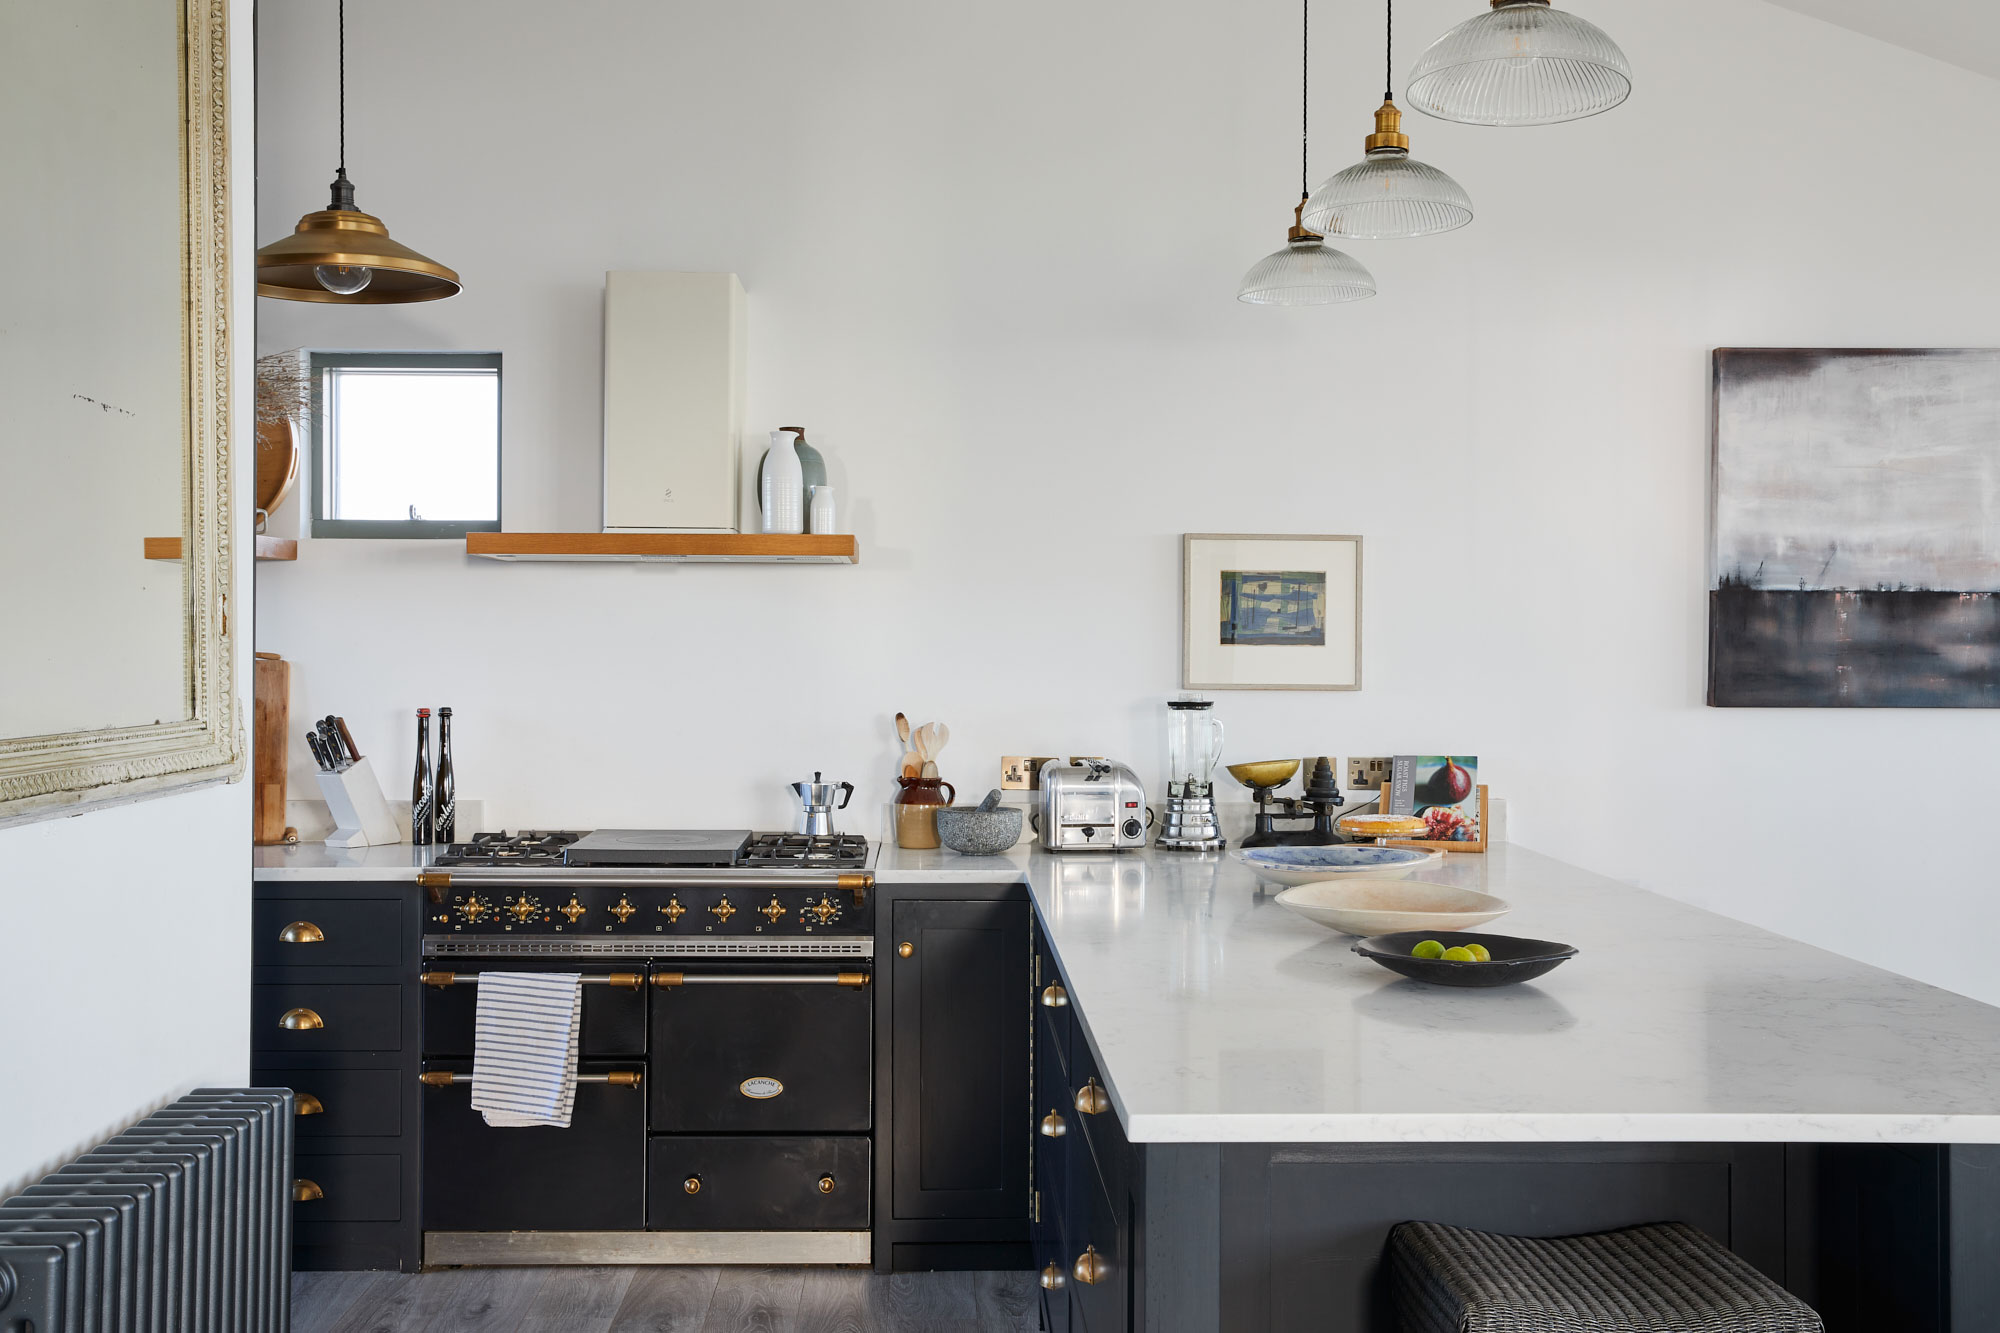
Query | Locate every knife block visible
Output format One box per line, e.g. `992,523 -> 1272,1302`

316,757 -> 402,847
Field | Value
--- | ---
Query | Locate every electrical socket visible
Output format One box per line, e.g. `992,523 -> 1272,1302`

1001,756 -> 1060,790
1347,756 -> 1390,790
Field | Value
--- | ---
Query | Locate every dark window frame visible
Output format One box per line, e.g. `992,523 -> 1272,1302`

308,350 -> 504,539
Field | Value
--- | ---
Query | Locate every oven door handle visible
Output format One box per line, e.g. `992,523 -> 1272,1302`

420,971 -> 643,989
420,1069 -> 643,1088
651,971 -> 870,988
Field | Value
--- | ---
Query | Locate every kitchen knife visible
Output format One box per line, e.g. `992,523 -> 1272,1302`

317,719 -> 343,770
332,716 -> 361,763
304,731 -> 329,771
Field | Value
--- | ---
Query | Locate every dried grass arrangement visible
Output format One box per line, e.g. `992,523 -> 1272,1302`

255,349 -> 312,427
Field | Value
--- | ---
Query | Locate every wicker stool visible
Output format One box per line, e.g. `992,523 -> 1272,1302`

1387,1220 -> 1823,1333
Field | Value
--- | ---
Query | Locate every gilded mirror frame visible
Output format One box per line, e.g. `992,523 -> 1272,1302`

0,0 -> 241,827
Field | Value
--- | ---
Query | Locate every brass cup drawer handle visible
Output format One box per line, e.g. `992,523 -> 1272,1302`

1039,1110 -> 1067,1138
278,921 -> 325,944
1040,983 -> 1068,1008
1073,1245 -> 1107,1286
1074,1078 -> 1110,1116
897,941 -> 914,959
683,1176 -> 702,1195
1040,1262 -> 1066,1290
817,1174 -> 836,1194
278,1008 -> 324,1031
293,1178 -> 323,1202
294,1093 -> 325,1116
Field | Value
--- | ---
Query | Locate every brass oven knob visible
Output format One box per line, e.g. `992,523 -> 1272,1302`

1040,983 -> 1068,1008
809,895 -> 840,925
508,897 -> 538,923
897,941 -> 914,959
759,897 -> 787,924
293,1179 -> 324,1202
1074,1078 -> 1110,1116
460,896 -> 489,923
1040,1263 -> 1066,1290
1073,1245 -> 1107,1286
1040,1110 -> 1067,1138
710,897 -> 737,923
559,897 -> 587,924
279,1008 -> 324,1031
610,896 -> 637,923
817,1174 -> 836,1194
294,1093 -> 325,1116
683,1176 -> 702,1195
661,897 -> 686,923
278,921 -> 325,944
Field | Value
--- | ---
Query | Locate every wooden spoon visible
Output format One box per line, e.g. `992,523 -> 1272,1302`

895,713 -> 911,753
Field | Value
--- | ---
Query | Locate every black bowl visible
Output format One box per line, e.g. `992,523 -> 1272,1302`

1352,930 -> 1577,988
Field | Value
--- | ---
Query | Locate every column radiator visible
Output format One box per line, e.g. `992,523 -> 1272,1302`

0,1088 -> 293,1333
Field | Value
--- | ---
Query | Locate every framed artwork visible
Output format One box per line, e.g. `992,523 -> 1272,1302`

1709,348 -> 2000,708
1182,534 -> 1361,691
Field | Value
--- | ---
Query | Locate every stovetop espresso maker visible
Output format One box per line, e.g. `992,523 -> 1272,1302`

790,772 -> 855,836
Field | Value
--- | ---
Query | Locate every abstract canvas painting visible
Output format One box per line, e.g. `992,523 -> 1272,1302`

1219,571 -> 1326,646
1709,348 -> 2000,708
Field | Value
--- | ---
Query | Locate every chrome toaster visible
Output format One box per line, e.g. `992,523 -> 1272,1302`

1037,759 -> 1148,851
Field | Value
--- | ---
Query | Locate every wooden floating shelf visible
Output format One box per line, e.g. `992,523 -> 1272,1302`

144,535 -> 297,562
465,532 -> 859,564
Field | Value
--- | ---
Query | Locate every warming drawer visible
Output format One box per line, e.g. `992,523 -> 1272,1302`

647,1136 -> 870,1231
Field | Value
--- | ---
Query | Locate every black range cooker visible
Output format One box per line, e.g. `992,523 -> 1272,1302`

416,829 -> 877,1266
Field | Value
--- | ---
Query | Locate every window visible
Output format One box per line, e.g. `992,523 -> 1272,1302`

310,351 -> 502,538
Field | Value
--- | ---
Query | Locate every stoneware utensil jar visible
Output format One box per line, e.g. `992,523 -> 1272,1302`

894,775 -> 957,849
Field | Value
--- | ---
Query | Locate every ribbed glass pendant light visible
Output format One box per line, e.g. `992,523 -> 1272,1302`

1406,0 -> 1631,127
257,0 -> 460,303
1237,0 -> 1376,306
1302,0 -> 1472,240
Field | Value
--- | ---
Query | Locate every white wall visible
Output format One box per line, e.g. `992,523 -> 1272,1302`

0,0 -> 255,1196
256,1 -> 2000,1003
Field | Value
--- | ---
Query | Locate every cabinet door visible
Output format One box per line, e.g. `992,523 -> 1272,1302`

891,898 -> 1029,1220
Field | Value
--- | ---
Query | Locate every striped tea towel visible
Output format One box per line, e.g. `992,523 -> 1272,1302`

470,972 -> 583,1127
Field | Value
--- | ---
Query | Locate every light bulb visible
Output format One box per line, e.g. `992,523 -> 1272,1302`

314,264 -> 374,295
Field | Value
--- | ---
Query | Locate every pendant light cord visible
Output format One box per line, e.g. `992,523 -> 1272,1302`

1300,0 -> 1309,198
1385,0 -> 1394,101
337,0 -> 347,173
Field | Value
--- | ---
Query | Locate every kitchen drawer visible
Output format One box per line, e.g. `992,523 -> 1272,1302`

252,1065 -> 402,1139
253,983 -> 403,1052
422,966 -> 645,1059
1035,1020 -> 1072,1207
253,897 -> 402,969
292,1152 -> 403,1224
1034,1137 -> 1071,1333
1064,1145 -> 1126,1333
423,1060 -> 645,1232
647,1135 -> 870,1231
1034,932 -> 1070,1076
1067,1039 -> 1129,1203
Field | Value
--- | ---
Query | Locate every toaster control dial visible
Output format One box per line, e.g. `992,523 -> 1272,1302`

1122,818 -> 1143,839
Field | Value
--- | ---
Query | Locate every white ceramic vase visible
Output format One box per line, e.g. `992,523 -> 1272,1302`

759,430 -> 805,535
808,484 -> 837,535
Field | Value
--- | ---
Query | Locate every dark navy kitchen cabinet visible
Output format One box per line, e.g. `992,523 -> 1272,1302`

874,886 -> 1032,1272
251,880 -> 422,1272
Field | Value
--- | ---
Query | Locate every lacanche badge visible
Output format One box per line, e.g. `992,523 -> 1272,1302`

740,1077 -> 783,1099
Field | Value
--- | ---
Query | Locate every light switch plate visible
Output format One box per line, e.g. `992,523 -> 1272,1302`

1347,756 -> 1390,790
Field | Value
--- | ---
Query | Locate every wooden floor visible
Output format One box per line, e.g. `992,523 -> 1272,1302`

291,1266 -> 1039,1333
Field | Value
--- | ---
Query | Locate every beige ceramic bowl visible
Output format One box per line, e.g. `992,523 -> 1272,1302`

1273,878 -> 1511,937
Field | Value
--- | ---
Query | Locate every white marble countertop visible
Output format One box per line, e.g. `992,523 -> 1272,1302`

253,836 -> 2000,1146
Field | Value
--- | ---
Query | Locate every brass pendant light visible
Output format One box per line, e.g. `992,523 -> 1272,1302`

256,1 -> 459,303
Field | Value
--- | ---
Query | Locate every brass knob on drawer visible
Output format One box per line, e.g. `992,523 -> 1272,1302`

897,941 -> 914,959
1073,1245 -> 1107,1286
1040,983 -> 1068,1008
683,1176 -> 702,1195
818,1174 -> 836,1194
294,1093 -> 325,1116
1040,1110 -> 1067,1138
279,1008 -> 324,1031
1074,1077 -> 1110,1116
1040,1262 -> 1066,1290
278,921 -> 325,944
293,1179 -> 323,1202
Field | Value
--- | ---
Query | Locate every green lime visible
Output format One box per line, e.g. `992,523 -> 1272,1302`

1440,946 -> 1477,962
1465,943 -> 1492,962
1410,939 -> 1446,960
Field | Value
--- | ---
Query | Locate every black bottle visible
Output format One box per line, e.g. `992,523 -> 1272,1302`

434,707 -> 455,844
411,708 -> 434,846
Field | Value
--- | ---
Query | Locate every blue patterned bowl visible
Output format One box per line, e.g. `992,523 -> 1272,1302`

1237,844 -> 1444,887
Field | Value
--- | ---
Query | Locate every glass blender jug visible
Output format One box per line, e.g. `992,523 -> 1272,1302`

1158,697 -> 1226,850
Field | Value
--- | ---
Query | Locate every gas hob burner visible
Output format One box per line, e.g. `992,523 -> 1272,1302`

434,830 -> 583,867
743,832 -> 869,869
